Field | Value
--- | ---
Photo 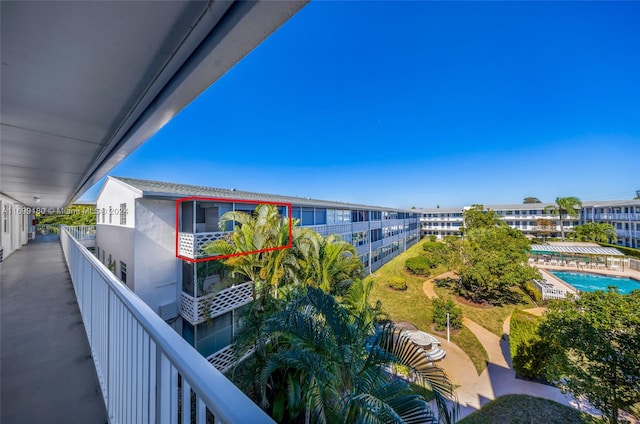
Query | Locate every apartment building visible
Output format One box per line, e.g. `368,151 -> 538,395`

95,176 -> 420,367
419,200 -> 640,248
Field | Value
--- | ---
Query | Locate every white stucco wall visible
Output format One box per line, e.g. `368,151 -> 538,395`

95,177 -> 139,289
134,198 -> 179,318
1,193 -> 30,259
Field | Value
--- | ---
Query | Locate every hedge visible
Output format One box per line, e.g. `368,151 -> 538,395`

509,309 -> 551,380
432,298 -> 463,331
405,256 -> 431,275
387,276 -> 407,291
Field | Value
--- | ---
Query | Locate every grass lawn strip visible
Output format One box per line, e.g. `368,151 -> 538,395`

458,394 -> 599,424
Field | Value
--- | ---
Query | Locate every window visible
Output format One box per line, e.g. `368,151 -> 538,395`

120,203 -> 127,225
102,209 -> 106,223
371,211 -> 382,221
370,228 -> 382,242
120,262 -> 127,284
301,208 -> 314,225
352,210 -> 369,222
96,246 -> 100,259
109,207 -> 112,224
314,208 -> 326,225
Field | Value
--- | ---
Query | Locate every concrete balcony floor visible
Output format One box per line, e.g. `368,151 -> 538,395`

1,237 -> 107,423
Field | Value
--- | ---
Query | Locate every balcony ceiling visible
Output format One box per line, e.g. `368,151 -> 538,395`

1,0 -> 306,208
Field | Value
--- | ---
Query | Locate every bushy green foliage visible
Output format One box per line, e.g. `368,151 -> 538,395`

432,298 -> 463,331
457,226 -> 541,305
522,281 -> 542,303
405,256 -> 431,275
462,204 -> 504,233
387,276 -> 407,291
422,241 -> 449,268
35,205 -> 96,225
541,289 -> 640,423
429,234 -> 437,242
569,222 -> 617,243
510,309 -> 550,379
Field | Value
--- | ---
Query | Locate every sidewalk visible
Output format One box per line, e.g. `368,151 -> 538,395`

421,274 -> 582,420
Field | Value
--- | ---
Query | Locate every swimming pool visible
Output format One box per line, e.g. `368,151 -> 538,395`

551,271 -> 640,295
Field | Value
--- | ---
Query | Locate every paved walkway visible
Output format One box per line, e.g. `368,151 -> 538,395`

421,273 -> 585,419
1,238 -> 107,424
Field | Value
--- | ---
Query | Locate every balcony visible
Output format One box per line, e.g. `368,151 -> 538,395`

180,282 -> 254,325
178,231 -> 228,260
28,227 -> 272,423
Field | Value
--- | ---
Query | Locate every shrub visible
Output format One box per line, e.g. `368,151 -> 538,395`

405,256 -> 431,275
387,276 -> 407,291
429,235 -> 437,242
422,241 -> 442,251
521,281 -> 542,303
432,298 -> 463,331
509,309 -> 550,380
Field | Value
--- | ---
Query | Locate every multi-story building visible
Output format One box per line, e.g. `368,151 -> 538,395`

95,176 -> 420,367
419,200 -> 640,248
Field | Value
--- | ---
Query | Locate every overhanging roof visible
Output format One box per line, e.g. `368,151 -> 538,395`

1,0 -> 307,208
530,244 -> 625,256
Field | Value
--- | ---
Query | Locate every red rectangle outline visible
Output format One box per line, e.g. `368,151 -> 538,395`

175,196 -> 293,263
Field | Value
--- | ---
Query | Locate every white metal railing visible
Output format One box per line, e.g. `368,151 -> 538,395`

35,224 -> 60,235
60,228 -> 273,424
180,282 -> 254,325
63,225 -> 96,240
178,231 -> 227,259
534,281 -> 568,300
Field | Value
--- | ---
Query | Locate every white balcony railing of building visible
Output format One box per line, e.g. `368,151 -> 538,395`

178,231 -> 227,259
180,282 -> 254,325
63,225 -> 96,241
534,281 -> 569,300
60,228 -> 273,424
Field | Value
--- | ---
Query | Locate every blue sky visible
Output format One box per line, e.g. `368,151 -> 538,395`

82,1 -> 640,209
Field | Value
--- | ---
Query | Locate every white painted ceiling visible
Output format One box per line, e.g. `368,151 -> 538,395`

1,0 -> 306,208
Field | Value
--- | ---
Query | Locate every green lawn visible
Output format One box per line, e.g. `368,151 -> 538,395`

458,394 -> 600,424
433,285 -> 535,338
367,240 -> 488,374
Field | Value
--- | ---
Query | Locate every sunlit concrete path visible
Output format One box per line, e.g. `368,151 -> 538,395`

1,238 -> 107,424
421,272 -> 580,419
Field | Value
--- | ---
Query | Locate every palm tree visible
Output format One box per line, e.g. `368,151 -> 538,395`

544,196 -> 582,239
300,232 -> 363,295
203,204 -> 304,299
232,287 -> 457,424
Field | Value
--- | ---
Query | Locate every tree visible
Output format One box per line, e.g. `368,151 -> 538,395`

523,197 -> 542,204
35,204 -> 97,225
461,205 -> 503,234
298,232 -> 363,296
540,289 -> 640,423
568,222 -> 617,244
457,226 -> 540,305
203,204 -> 306,300
232,286 -> 458,424
535,218 -> 556,239
544,196 -> 582,240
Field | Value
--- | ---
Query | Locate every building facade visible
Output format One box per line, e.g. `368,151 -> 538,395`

419,200 -> 640,248
95,177 -> 420,368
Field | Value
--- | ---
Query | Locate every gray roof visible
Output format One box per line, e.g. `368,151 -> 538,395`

112,177 -> 415,212
530,244 -> 624,256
